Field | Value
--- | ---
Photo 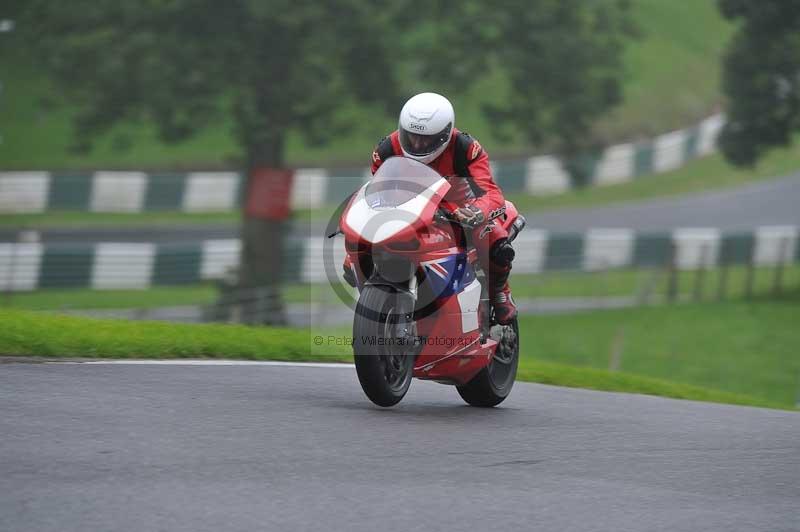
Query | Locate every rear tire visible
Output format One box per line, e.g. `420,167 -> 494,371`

457,317 -> 519,407
353,285 -> 414,407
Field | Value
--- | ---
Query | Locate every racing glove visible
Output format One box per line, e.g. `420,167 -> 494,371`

454,204 -> 485,228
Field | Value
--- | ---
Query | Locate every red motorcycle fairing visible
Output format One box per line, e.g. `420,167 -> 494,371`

411,278 -> 499,385
341,157 -> 501,386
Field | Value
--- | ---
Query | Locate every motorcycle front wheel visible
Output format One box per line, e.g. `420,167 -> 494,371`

457,317 -> 519,407
352,285 -> 414,407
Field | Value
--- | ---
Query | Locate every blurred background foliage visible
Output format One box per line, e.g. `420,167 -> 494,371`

2,0 -> 733,170
718,0 -> 800,167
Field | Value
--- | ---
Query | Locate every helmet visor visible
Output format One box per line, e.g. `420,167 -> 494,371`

399,123 -> 452,157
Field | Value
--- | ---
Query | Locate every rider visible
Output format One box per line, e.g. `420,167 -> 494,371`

348,92 -> 517,325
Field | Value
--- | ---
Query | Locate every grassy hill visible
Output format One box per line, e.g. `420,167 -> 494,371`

594,0 -> 733,141
0,0 -> 733,170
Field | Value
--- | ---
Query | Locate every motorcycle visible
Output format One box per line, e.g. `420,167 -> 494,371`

334,156 -> 525,407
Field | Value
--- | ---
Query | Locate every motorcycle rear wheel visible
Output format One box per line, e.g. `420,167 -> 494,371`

353,285 -> 414,407
457,317 -> 519,407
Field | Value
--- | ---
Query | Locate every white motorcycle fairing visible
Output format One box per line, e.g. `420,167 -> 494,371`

342,177 -> 451,245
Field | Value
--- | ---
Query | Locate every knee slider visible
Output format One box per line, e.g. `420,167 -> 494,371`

490,238 -> 515,268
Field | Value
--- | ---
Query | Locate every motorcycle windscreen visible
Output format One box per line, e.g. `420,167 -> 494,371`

344,157 -> 450,244
365,157 -> 443,207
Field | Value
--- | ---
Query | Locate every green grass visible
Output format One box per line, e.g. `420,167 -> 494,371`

0,305 -> 791,410
0,207 -> 299,229
0,308 -> 351,361
2,264 -> 796,311
0,1 -> 733,169
511,264 -> 800,300
514,360 -> 783,410
0,211 -> 240,228
0,211 -> 240,229
0,285 -> 219,310
0,283 -> 355,311
518,299 -> 800,407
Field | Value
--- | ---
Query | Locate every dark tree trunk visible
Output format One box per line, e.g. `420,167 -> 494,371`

242,134 -> 289,325
238,215 -> 287,325
216,133 -> 291,325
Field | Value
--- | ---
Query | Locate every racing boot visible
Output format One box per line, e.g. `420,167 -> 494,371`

489,267 -> 517,325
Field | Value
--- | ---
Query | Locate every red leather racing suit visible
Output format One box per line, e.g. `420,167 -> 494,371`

370,128 -> 511,285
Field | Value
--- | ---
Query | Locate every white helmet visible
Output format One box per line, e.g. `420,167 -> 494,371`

398,92 -> 455,164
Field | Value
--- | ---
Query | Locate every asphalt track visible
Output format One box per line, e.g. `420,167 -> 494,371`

2,361 -> 798,532
2,172 -> 799,244
529,171 -> 800,232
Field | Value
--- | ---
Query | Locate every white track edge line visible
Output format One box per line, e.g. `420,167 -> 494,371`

59,360 -> 354,368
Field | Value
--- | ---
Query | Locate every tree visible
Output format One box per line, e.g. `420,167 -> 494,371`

416,0 -> 637,187
718,0 -> 800,166
19,0 -> 637,322
21,0 -> 400,323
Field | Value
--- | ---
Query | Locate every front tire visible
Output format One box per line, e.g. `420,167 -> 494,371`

353,285 -> 414,407
457,317 -> 519,407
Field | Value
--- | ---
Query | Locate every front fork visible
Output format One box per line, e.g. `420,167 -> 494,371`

362,273 -> 420,355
